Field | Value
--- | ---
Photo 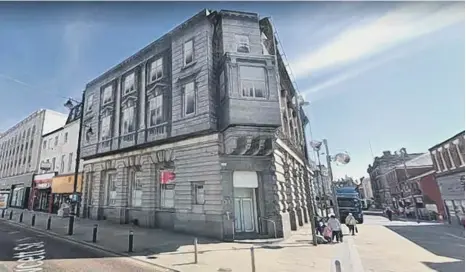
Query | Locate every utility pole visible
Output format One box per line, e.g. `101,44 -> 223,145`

323,139 -> 340,220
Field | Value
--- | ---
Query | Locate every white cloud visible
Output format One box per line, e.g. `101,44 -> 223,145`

303,48 -> 410,97
0,74 -> 32,88
290,2 -> 465,79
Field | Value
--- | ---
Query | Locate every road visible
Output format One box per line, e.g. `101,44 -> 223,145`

353,214 -> 465,272
0,220 -> 160,272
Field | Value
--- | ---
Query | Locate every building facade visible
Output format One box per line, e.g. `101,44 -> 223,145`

0,109 -> 67,209
429,131 -> 465,226
359,176 -> 373,200
367,150 -> 423,208
30,105 -> 83,213
383,153 -> 435,215
79,9 -> 316,240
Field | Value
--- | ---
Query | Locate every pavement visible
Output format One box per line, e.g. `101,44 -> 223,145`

0,208 -> 351,272
2,208 -> 463,272
0,220 -> 161,272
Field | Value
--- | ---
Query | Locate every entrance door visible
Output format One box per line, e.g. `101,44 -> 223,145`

234,188 -> 257,233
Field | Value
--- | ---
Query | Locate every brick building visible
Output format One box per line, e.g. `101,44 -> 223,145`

78,9 -> 317,240
367,150 -> 423,208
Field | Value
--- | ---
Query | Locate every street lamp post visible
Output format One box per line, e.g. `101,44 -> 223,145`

323,139 -> 340,220
64,93 -> 92,216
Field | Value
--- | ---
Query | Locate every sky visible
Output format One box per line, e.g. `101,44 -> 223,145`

0,1 -> 464,179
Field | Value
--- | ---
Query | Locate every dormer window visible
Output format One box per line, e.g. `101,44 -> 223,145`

102,85 -> 113,105
123,73 -> 135,95
149,58 -> 163,83
236,35 -> 250,53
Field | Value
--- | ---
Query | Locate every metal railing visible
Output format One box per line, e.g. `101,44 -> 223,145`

259,217 -> 277,239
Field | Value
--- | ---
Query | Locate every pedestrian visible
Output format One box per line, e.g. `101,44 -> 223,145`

323,224 -> 333,243
386,207 -> 393,221
327,214 -> 343,243
345,213 -> 358,236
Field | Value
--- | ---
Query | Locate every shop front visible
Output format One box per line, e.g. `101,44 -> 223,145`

0,188 -> 10,209
51,174 -> 82,214
0,173 -> 34,209
30,173 -> 55,213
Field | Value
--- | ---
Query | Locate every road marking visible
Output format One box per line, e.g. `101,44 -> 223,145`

12,241 -> 46,272
444,232 -> 465,240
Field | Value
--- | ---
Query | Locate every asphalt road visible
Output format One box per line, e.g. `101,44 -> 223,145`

0,220 -> 160,272
362,214 -> 465,272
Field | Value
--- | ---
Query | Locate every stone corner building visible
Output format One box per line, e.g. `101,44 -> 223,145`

79,9 -> 317,241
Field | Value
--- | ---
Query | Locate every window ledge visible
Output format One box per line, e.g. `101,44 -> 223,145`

181,61 -> 197,71
148,77 -> 165,86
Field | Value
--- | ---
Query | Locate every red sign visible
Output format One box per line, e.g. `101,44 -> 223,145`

160,170 -> 176,184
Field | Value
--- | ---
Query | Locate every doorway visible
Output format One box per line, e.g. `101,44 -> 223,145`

234,188 -> 257,232
233,171 -> 259,234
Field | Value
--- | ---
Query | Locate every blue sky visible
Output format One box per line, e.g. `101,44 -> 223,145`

0,1 -> 464,179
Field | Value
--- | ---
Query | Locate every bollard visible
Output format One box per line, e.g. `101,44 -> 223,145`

46,216 -> 51,230
335,260 -> 342,272
194,237 -> 198,264
1,209 -> 5,218
68,216 -> 75,235
250,247 -> 256,272
9,210 -> 13,220
128,230 -> 134,253
92,224 -> 98,243
19,212 -> 23,223
31,214 -> 36,226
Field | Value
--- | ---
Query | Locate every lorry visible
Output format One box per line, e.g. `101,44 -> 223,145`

335,186 -> 364,224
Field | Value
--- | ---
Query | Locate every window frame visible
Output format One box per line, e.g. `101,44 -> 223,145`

130,170 -> 143,207
239,66 -> 267,99
235,34 -> 250,53
183,39 -> 194,67
100,115 -> 112,141
183,81 -> 196,117
106,171 -> 117,206
122,106 -> 135,135
60,154 -> 65,173
123,72 -> 136,95
68,153 -> 73,172
102,85 -> 113,105
159,169 -> 175,209
193,182 -> 205,205
86,94 -> 94,112
148,93 -> 164,127
149,57 -> 164,83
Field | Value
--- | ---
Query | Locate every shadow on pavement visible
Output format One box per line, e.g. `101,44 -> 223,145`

422,261 -> 465,272
386,224 -> 465,272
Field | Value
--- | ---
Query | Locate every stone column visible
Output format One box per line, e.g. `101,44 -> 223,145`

453,139 -> 465,166
112,77 -> 122,150
438,147 -> 448,171
138,63 -> 147,144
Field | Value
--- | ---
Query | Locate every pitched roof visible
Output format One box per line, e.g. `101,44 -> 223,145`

396,153 -> 433,168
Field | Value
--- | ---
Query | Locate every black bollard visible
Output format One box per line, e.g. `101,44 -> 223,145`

9,210 -> 13,220
1,209 -> 5,218
194,238 -> 198,264
92,224 -> 98,243
128,230 -> 134,253
68,216 -> 74,236
31,214 -> 36,226
46,216 -> 51,230
19,212 -> 23,223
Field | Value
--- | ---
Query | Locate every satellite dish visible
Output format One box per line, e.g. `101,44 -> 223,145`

334,152 -> 351,165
